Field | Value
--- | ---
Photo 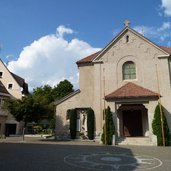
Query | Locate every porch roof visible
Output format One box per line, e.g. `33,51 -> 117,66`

105,82 -> 159,101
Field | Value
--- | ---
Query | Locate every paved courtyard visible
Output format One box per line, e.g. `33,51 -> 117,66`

0,136 -> 171,171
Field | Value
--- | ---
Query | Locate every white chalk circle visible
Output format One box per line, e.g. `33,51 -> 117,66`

101,156 -> 122,162
64,152 -> 162,171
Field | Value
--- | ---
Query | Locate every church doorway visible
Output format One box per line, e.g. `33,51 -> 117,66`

123,110 -> 143,137
118,104 -> 148,137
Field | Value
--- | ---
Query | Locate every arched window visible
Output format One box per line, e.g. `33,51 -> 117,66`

123,61 -> 136,80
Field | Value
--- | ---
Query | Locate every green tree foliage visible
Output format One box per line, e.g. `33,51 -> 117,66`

32,85 -> 54,119
5,79 -> 74,129
32,79 -> 74,120
52,79 -> 74,100
152,104 -> 170,146
4,96 -> 44,126
87,108 -> 95,140
101,106 -> 115,145
69,109 -> 77,139
33,85 -> 53,103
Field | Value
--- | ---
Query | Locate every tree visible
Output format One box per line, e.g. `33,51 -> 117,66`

33,85 -> 53,103
32,79 -> 74,123
32,85 -> 54,120
4,96 -> 44,127
52,79 -> 74,100
101,106 -> 115,145
152,104 -> 170,146
5,79 -> 74,134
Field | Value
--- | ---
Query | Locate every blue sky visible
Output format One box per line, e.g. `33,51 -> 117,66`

0,0 -> 171,90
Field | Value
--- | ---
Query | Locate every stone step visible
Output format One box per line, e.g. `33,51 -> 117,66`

116,137 -> 154,146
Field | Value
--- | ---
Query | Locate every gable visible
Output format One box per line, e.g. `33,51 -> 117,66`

0,59 -> 29,96
76,26 -> 171,66
93,27 -> 170,63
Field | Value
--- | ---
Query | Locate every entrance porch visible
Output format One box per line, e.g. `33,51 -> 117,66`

117,104 -> 148,137
105,82 -> 159,145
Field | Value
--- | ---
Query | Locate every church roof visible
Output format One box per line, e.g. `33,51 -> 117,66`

76,46 -> 171,64
76,26 -> 171,65
105,82 -> 159,101
159,46 -> 171,54
76,51 -> 101,65
77,46 -> 171,65
54,89 -> 80,105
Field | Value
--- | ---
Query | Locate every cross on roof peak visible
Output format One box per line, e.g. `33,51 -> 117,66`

124,20 -> 130,27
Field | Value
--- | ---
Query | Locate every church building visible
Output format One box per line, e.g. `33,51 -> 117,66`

54,21 -> 171,145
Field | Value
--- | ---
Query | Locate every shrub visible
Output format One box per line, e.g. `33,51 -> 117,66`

69,109 -> 77,139
152,104 -> 170,146
101,106 -> 115,145
87,108 -> 95,140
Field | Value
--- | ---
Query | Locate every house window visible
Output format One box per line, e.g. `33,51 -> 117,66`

123,61 -> 136,80
0,72 -> 3,78
8,83 -> 13,89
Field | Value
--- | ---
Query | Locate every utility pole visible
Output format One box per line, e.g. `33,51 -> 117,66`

103,68 -> 106,145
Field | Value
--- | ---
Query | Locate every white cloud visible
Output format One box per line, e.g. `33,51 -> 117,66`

7,25 -> 101,91
161,0 -> 171,16
158,22 -> 171,31
134,22 -> 171,42
56,25 -> 74,38
133,26 -> 155,36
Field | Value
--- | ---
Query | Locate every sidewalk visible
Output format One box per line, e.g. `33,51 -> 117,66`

0,135 -> 100,146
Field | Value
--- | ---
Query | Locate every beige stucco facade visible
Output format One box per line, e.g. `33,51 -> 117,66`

55,24 -> 171,145
0,60 -> 27,136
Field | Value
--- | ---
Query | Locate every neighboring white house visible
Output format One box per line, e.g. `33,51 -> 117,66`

0,59 -> 28,136
54,21 -> 171,145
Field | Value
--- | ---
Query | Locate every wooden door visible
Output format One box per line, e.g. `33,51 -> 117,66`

123,110 -> 143,137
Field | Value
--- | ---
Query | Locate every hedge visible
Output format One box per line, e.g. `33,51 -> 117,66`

101,106 -> 115,145
152,104 -> 170,146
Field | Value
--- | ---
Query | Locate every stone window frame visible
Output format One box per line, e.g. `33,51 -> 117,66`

122,61 -> 136,80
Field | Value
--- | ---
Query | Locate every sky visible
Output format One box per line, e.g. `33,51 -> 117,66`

0,0 -> 171,91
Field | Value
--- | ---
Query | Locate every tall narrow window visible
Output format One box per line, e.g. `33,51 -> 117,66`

126,35 -> 129,43
123,61 -> 136,80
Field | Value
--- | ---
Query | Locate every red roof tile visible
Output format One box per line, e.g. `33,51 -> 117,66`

76,51 -> 101,65
159,46 -> 171,55
105,82 -> 159,100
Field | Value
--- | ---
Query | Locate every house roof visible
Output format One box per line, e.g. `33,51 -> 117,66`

10,72 -> 29,95
0,81 -> 10,96
10,72 -> 25,87
105,82 -> 159,101
76,26 -> 171,65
